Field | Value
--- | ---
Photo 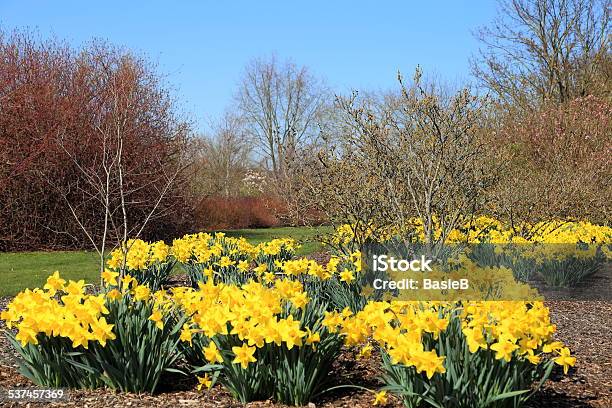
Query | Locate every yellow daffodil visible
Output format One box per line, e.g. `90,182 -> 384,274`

44,271 -> 66,293
101,269 -> 119,286
231,343 -> 257,368
554,347 -> 576,374
196,374 -> 212,391
373,390 -> 388,405
339,268 -> 355,283
148,310 -> 164,330
204,341 -> 223,363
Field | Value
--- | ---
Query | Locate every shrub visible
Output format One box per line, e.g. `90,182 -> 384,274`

493,97 -> 611,224
194,196 -> 283,230
0,30 -> 193,251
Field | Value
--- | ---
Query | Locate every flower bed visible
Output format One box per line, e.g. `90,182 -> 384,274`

2,221 -> 608,406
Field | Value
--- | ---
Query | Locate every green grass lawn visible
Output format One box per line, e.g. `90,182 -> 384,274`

0,250 -> 102,297
0,226 -> 332,297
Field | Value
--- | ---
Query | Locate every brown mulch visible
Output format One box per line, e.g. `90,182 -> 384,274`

1,290 -> 610,406
523,300 -> 612,408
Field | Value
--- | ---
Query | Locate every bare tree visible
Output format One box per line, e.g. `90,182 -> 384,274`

236,55 -> 327,181
472,0 -> 611,108
191,112 -> 253,198
57,44 -> 191,276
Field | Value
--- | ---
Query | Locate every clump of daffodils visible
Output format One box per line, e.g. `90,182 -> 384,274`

171,232 -> 264,286
461,301 -> 575,371
172,278 -> 343,405
173,279 -> 321,362
335,299 -> 576,406
266,250 -> 361,281
255,237 -> 298,258
1,272 -> 115,348
171,232 -> 257,264
2,271 -> 186,392
338,300 -> 574,375
107,239 -> 172,271
106,239 -> 176,290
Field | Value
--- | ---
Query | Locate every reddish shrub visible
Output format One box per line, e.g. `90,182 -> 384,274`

194,196 -> 286,230
0,31 -> 193,251
493,96 -> 611,223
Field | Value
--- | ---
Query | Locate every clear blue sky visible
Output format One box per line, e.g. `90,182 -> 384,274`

1,1 -> 499,131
